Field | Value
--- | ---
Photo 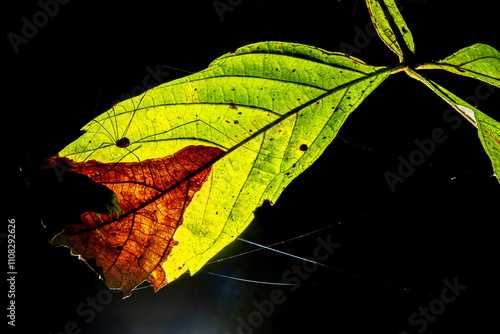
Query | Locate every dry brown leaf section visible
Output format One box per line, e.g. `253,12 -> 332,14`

51,145 -> 224,296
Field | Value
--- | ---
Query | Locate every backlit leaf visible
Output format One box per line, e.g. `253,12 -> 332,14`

50,41 -> 394,296
416,43 -> 500,88
365,0 -> 415,60
406,69 -> 500,182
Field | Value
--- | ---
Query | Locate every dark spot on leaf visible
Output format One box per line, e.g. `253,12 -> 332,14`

94,172 -> 100,178
456,68 -> 466,73
402,27 -> 408,33
116,246 -> 123,251
286,172 -> 290,176
234,120 -> 239,124
173,241 -> 179,246
292,69 -> 296,72
300,144 -> 308,151
116,137 -> 130,148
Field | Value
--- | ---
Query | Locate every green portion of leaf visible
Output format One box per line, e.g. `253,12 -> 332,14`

417,44 -> 500,88
406,69 -> 478,126
59,41 -> 395,280
475,111 -> 500,180
365,0 -> 415,60
407,69 -> 500,181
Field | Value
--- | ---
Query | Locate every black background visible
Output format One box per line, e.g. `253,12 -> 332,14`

4,0 -> 500,333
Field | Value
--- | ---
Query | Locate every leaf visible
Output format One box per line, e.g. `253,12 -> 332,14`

406,69 -> 500,182
365,0 -> 415,60
475,112 -> 500,180
50,41 -> 394,296
416,43 -> 500,88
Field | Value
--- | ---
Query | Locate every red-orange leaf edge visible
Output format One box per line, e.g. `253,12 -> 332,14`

50,145 -> 224,296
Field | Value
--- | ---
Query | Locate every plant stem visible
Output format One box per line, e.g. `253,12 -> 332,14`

404,67 -> 478,128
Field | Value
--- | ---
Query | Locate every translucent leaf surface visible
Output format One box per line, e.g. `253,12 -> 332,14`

50,41 -> 394,296
365,0 -> 415,60
417,43 -> 500,87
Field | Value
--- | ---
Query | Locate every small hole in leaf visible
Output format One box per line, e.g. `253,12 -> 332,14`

300,144 -> 308,151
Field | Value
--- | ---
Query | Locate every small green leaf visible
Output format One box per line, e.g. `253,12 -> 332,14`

417,44 -> 500,88
407,69 -> 500,182
365,0 -> 415,60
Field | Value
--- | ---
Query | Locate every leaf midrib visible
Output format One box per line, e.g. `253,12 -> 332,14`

66,64 -> 401,236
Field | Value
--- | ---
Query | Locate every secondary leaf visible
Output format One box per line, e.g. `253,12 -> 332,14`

417,43 -> 500,88
50,41 -> 394,296
406,69 -> 500,181
365,0 -> 415,60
